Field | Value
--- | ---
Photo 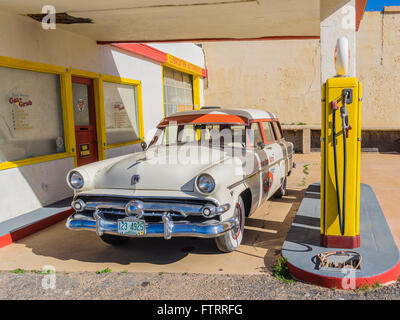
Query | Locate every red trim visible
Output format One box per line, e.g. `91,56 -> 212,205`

321,234 -> 361,249
0,209 -> 73,249
356,0 -> 368,31
110,43 -> 208,77
112,43 -> 167,63
157,114 -> 248,127
97,36 -> 320,45
287,260 -> 400,289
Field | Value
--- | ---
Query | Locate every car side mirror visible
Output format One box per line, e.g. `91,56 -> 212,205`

141,141 -> 147,151
257,142 -> 265,149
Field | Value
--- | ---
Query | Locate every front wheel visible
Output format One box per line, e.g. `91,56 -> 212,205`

215,196 -> 245,252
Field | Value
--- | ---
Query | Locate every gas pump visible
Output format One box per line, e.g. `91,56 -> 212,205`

320,37 -> 362,249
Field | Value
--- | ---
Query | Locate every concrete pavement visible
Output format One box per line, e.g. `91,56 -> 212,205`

0,153 -> 398,275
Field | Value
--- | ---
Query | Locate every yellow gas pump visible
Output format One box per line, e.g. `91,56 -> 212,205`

320,37 -> 362,248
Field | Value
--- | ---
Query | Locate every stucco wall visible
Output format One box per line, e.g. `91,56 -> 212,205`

357,11 -> 400,127
202,40 -> 321,126
202,11 -> 400,129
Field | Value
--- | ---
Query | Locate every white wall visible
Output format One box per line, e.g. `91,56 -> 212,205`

0,10 -> 205,222
0,157 -> 74,223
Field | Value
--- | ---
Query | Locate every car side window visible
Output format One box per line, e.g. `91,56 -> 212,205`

272,121 -> 283,140
261,121 -> 275,143
250,123 -> 264,147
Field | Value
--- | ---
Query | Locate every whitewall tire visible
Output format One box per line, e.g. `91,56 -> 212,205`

215,196 -> 245,252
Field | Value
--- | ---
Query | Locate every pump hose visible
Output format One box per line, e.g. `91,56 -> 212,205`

332,109 -> 345,236
341,108 -> 347,236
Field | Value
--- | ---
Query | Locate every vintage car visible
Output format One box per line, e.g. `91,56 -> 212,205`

65,107 -> 295,252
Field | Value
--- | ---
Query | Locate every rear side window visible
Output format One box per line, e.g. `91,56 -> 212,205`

249,122 -> 263,147
272,121 -> 283,140
261,121 -> 275,143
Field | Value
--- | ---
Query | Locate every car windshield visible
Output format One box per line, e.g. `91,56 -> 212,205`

149,124 -> 249,149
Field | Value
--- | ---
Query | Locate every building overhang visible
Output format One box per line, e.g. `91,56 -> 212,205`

0,0 -> 366,42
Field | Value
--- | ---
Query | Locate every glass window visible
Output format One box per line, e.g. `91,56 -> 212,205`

272,121 -> 283,140
0,66 -> 65,163
72,83 -> 91,126
103,81 -> 139,145
262,121 -> 275,142
152,124 -> 247,148
249,123 -> 264,147
163,67 -> 194,116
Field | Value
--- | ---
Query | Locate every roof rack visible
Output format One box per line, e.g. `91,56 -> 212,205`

200,106 -> 221,109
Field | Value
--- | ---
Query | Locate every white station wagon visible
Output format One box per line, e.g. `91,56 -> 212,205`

66,107 -> 295,252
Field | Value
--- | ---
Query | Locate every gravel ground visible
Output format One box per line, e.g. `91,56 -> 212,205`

0,271 -> 399,300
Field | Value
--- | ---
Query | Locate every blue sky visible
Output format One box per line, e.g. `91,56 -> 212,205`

366,0 -> 400,11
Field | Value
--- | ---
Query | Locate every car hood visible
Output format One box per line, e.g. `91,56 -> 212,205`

94,145 -> 229,191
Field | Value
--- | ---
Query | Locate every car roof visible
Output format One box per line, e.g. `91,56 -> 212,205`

167,108 -> 278,121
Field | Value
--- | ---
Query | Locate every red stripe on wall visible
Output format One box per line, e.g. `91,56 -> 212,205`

356,0 -> 368,31
0,208 -> 73,249
112,43 -> 167,63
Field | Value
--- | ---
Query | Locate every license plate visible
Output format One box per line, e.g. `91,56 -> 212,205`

117,220 -> 146,236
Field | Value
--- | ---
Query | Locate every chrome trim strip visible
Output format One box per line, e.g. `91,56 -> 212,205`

227,153 -> 293,190
73,199 -> 230,218
75,194 -> 220,207
66,213 -> 236,239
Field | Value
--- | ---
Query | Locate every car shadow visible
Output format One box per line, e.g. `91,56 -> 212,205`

16,187 -> 307,268
17,223 -> 224,266
241,187 -> 306,272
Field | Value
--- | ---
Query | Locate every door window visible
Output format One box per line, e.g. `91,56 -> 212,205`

249,123 -> 264,147
272,121 -> 283,140
72,83 -> 91,126
261,121 -> 275,143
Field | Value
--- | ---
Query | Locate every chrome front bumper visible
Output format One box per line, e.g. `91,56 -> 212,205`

66,211 -> 236,239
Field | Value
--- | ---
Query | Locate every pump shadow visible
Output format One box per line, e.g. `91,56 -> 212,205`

241,187 -> 309,271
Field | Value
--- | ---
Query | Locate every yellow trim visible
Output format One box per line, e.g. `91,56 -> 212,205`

69,68 -> 100,79
0,152 -> 75,171
164,54 -> 203,76
0,56 -> 66,74
101,76 -> 144,148
193,76 -> 201,110
101,74 -> 141,86
137,83 -> 144,139
61,72 -> 77,167
105,139 -> 142,149
0,56 -> 76,171
161,66 -> 166,118
94,79 -> 107,161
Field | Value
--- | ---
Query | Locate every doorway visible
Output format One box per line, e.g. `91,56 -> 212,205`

72,76 -> 98,166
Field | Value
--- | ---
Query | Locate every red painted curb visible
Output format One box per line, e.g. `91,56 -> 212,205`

0,208 -> 73,249
287,259 -> 400,289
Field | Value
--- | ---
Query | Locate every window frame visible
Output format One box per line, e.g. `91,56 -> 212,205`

100,74 -> 144,150
0,56 -> 75,171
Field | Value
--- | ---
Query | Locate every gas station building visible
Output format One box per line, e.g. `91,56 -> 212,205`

0,1 -> 380,250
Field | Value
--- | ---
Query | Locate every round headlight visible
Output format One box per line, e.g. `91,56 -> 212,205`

197,174 -> 215,194
68,171 -> 84,189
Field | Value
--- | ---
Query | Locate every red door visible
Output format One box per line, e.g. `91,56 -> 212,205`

72,76 -> 98,166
